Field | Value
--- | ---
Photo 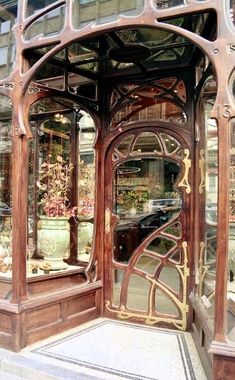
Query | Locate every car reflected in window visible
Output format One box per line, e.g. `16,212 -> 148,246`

114,208 -> 179,262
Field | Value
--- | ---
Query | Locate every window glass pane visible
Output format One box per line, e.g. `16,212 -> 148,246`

114,157 -> 181,263
228,118 -> 235,341
28,101 -> 96,276
26,0 -> 59,17
155,0 -> 184,8
25,6 -> 65,40
72,0 -> 144,29
77,111 -> 96,262
230,0 -> 235,27
0,3 -> 17,79
0,95 -> 12,292
198,92 -> 218,326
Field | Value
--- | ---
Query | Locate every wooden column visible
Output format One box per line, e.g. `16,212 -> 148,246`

11,126 -> 28,303
68,111 -> 81,265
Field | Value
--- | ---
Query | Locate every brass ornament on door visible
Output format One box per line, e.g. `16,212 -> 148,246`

178,149 -> 191,194
105,208 -> 111,234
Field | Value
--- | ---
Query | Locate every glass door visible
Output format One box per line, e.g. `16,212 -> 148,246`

104,129 -> 192,330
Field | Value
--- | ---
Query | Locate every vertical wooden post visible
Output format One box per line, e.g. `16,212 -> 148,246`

11,128 -> 28,303
68,111 -> 81,265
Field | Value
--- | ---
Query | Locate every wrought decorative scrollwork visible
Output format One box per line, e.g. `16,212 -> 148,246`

199,149 -> 205,194
178,149 -> 191,194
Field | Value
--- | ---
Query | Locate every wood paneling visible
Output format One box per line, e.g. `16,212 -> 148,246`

0,312 -> 12,333
67,293 -> 95,316
26,304 -> 61,331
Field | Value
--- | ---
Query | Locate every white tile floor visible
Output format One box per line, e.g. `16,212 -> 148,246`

0,318 -> 207,380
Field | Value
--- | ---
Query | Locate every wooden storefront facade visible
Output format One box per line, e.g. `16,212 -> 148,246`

0,1 -> 235,379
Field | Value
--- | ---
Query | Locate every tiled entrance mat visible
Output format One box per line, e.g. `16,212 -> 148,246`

33,320 -> 196,380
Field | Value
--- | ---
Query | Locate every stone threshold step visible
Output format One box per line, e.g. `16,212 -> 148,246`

0,349 -> 105,380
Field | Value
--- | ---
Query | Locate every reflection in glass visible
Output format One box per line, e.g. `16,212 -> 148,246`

78,222 -> 93,262
73,0 -> 144,29
155,288 -> 179,316
132,133 -> 162,154
25,6 -> 65,40
163,222 -> 182,238
111,98 -> 187,129
0,96 -> 12,282
155,0 -> 184,9
77,112 -> 96,261
117,135 -> 134,156
228,118 -> 235,341
135,255 -> 160,275
28,103 -> 96,273
159,266 -> 180,293
0,4 -> 17,79
112,269 -> 124,306
113,158 -> 181,262
147,237 -> 177,256
127,274 -> 150,311
26,0 -> 58,16
230,0 -> 235,27
198,91 -> 217,322
160,133 -> 180,154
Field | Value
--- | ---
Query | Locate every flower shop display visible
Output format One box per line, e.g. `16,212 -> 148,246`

37,155 -> 76,270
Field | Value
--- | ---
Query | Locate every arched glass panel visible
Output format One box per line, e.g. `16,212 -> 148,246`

0,95 -> 12,296
72,0 -> 145,29
25,5 -> 65,40
132,133 -> 162,154
111,99 -> 187,129
0,3 -> 17,79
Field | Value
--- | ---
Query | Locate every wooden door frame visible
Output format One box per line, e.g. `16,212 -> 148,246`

102,120 -> 195,330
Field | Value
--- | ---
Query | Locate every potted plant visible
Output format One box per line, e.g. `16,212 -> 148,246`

119,189 -> 149,215
36,155 -> 77,270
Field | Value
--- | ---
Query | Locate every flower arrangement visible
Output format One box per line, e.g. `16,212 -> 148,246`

36,155 -> 77,218
78,197 -> 94,217
117,189 -> 149,211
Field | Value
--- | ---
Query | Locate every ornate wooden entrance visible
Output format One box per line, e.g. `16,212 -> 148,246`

104,125 -> 193,330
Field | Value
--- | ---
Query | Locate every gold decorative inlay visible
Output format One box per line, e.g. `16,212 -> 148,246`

178,149 -> 191,194
199,149 -> 205,194
198,241 -> 209,297
105,208 -> 111,234
106,241 -> 190,331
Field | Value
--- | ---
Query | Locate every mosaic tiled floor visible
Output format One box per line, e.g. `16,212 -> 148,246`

33,319 -> 206,380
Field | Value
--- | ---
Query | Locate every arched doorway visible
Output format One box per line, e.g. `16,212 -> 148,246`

104,123 -> 193,330
3,2 -> 235,379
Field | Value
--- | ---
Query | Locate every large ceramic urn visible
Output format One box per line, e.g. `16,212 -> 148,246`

38,216 -> 69,270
